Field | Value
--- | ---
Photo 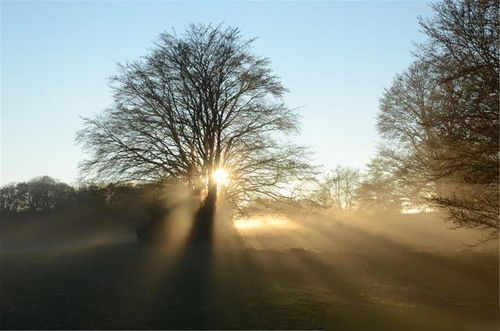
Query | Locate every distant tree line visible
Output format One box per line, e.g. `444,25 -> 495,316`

0,176 -> 75,213
0,176 -> 182,244
307,163 -> 405,214
0,167 -> 402,221
0,176 -> 136,215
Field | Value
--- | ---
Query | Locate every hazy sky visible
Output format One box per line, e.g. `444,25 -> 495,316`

1,1 -> 435,185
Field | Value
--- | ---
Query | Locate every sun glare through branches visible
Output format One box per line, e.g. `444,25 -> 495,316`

212,168 -> 229,186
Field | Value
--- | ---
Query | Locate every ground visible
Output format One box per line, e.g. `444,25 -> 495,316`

1,211 -> 498,330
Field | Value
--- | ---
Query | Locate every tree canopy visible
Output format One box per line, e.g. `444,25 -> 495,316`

376,0 -> 498,233
77,24 -> 309,211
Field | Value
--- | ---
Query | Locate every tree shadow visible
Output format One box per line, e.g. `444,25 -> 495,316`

148,205 -> 215,329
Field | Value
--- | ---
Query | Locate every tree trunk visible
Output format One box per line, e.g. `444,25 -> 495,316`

190,181 -> 217,245
203,181 -> 217,215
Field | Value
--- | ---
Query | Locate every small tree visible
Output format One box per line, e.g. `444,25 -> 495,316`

356,156 -> 402,212
77,24 -> 308,222
312,166 -> 360,212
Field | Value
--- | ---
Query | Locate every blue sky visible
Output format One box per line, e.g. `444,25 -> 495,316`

1,1 -> 434,185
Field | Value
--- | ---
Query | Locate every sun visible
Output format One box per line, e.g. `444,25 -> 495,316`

212,168 -> 229,185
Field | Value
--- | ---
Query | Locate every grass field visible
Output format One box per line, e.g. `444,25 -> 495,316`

1,211 -> 498,330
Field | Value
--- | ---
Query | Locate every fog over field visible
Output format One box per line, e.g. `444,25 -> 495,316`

2,194 -> 498,329
1,0 -> 498,330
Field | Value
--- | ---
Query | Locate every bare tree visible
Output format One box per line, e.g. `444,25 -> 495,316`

356,156 -> 403,212
312,166 -> 360,212
76,24 -> 309,220
377,62 -> 443,202
0,176 -> 75,213
377,0 -> 498,234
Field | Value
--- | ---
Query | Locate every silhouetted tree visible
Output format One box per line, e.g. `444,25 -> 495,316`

77,24 -> 308,223
377,0 -> 498,234
312,166 -> 360,212
0,176 -> 74,213
356,157 -> 402,212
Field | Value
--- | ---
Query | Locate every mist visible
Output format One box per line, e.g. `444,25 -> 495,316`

2,181 -> 497,329
1,0 -> 498,330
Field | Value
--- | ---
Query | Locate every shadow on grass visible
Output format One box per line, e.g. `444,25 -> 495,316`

149,205 -> 215,329
1,209 -> 498,330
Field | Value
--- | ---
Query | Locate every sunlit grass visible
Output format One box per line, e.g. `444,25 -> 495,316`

234,215 -> 303,234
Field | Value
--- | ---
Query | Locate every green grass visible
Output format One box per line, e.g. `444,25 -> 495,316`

1,240 -> 498,330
